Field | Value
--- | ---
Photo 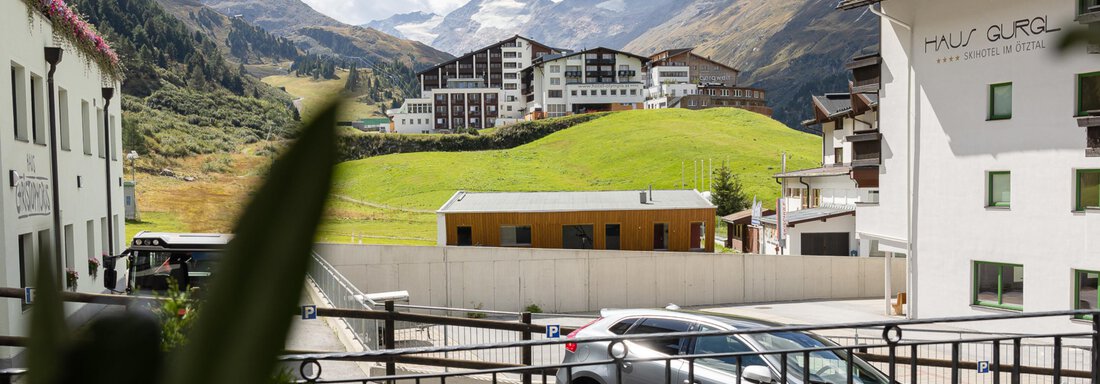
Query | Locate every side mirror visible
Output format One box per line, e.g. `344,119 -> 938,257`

103,256 -> 118,291
741,365 -> 775,384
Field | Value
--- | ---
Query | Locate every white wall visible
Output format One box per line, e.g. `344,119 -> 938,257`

0,2 -> 124,364
876,0 -> 1100,333
315,244 -> 906,313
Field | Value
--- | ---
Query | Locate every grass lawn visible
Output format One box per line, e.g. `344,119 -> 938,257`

262,69 -> 383,122
126,211 -> 186,240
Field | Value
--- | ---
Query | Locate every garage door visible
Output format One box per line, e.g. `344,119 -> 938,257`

800,232 -> 850,256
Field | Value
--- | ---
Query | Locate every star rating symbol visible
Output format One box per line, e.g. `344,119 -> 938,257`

938,56 -> 961,64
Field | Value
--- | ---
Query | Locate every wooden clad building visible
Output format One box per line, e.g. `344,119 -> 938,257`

437,190 -> 716,252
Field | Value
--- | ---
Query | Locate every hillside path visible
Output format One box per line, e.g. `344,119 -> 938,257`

332,194 -> 436,214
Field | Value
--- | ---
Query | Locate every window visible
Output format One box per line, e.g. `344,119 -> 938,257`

11,64 -> 27,140
581,90 -> 587,96
692,324 -> 766,374
630,89 -> 637,96
457,226 -> 472,246
600,90 -> 607,96
1078,72 -> 1100,116
81,100 -> 91,155
627,318 -> 691,355
608,318 -> 638,335
86,220 -> 95,262
653,223 -> 669,250
834,147 -> 843,165
548,90 -> 562,98
64,224 -> 74,272
550,77 -> 560,86
58,88 -> 70,150
500,225 -> 531,247
96,108 -> 105,158
1077,169 -> 1100,211
689,222 -> 704,250
605,224 -> 621,250
504,83 -> 517,90
504,63 -> 518,69
973,261 -> 1023,310
571,90 -> 577,96
100,217 -> 108,257
18,233 -> 33,310
550,65 -> 560,73
988,82 -> 1012,120
562,225 -> 594,249
987,171 -> 1011,207
30,74 -> 44,144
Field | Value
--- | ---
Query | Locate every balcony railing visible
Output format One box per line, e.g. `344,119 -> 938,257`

1077,112 -> 1100,157
585,58 -> 615,65
563,71 -> 582,78
617,70 -> 637,77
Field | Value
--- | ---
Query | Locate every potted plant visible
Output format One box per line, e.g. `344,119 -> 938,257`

65,269 -> 78,292
88,256 -> 100,281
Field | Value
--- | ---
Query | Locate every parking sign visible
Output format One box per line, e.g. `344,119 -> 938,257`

302,305 -> 317,320
977,361 -> 990,373
23,287 -> 34,305
546,324 -> 561,338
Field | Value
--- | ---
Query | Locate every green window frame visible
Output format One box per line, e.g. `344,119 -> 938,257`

987,171 -> 1011,207
1075,269 -> 1099,320
972,261 -> 1024,311
1077,72 -> 1100,116
1077,169 -> 1100,211
988,82 -> 1012,120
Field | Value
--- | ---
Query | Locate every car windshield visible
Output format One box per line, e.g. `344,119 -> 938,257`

747,331 -> 890,384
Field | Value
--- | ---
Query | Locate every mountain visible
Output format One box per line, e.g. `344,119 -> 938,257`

415,0 -> 876,130
362,11 -> 443,45
200,0 -> 453,67
156,0 -> 299,65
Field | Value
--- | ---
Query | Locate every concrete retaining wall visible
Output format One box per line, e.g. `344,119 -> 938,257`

314,244 -> 906,313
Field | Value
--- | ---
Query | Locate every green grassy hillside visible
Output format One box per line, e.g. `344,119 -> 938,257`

322,108 -> 820,244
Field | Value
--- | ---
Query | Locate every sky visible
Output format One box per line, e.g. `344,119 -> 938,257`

299,0 -> 469,25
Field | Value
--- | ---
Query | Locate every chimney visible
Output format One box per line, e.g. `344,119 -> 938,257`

640,191 -> 648,204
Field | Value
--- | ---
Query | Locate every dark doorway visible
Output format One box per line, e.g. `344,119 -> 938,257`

456,226 -> 472,246
604,224 -> 621,250
800,232 -> 850,256
563,225 -> 594,249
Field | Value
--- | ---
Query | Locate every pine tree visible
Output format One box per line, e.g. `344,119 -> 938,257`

712,163 -> 749,216
344,64 -> 360,92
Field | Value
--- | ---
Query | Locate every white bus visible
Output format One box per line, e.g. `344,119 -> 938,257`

104,232 -> 232,294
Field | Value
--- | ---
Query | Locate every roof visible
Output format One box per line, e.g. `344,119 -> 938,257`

774,165 -> 852,178
814,93 -> 853,118
529,46 -> 651,67
360,118 -> 390,125
415,35 -> 561,76
131,232 -> 233,246
760,205 -> 856,226
437,190 -> 715,214
837,0 -> 883,10
648,48 -> 741,74
721,208 -> 776,224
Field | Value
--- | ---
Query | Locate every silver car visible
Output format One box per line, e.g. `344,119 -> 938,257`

556,308 -> 892,384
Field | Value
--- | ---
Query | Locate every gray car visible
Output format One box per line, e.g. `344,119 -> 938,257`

556,308 -> 892,384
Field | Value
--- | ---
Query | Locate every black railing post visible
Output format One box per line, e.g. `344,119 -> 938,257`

910,344 -> 918,384
846,347 -> 854,384
1054,336 -> 1062,383
780,352 -> 788,383
1012,338 -> 1021,384
803,351 -> 811,384
993,339 -> 1001,384
384,300 -> 396,383
1092,315 -> 1099,384
950,341 -> 960,384
888,345 -> 897,382
521,312 -> 531,384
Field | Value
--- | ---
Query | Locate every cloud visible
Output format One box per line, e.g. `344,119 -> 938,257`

300,0 -> 469,25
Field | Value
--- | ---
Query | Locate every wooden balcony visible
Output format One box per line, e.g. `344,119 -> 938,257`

1076,112 -> 1100,157
846,54 -> 881,94
848,132 -> 882,167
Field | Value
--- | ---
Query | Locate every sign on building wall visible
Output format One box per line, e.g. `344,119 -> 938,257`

924,15 -> 1061,64
12,154 -> 51,219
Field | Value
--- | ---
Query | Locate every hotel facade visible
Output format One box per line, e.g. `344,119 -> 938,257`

521,47 -> 648,117
841,0 -> 1100,332
643,48 -> 772,116
1,0 -> 125,367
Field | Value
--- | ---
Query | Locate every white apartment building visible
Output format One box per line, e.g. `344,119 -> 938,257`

761,92 -> 879,256
1,0 -> 125,367
389,35 -> 565,133
522,47 -> 647,117
841,0 -> 1100,331
643,48 -> 772,116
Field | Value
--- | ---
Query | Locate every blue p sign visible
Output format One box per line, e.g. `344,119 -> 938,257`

977,361 -> 990,373
23,287 -> 34,305
302,305 -> 317,320
546,324 -> 561,338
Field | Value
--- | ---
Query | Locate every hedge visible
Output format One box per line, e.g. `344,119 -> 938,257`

336,113 -> 610,162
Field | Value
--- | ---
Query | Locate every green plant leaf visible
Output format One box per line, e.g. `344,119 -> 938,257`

168,101 -> 341,384
27,244 -> 67,384
57,312 -> 163,384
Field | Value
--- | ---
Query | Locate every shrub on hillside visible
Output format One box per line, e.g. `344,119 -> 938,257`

336,113 -> 609,162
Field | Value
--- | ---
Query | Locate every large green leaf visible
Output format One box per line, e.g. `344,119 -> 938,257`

57,312 -> 163,384
168,101 -> 341,384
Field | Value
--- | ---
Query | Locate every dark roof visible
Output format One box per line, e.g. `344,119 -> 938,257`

415,35 -> 560,76
721,208 -> 776,224
648,48 -> 741,74
649,48 -> 694,60
774,165 -> 852,178
760,205 -> 856,226
530,46 -> 650,67
837,0 -> 883,10
814,93 -> 853,117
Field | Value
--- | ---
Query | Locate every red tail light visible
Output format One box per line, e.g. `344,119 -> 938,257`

564,317 -> 601,353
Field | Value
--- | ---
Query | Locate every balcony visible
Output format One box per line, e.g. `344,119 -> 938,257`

1078,111 -> 1100,157
586,58 -> 615,65
617,70 -> 637,77
1079,0 -> 1100,23
845,54 -> 881,94
848,134 -> 883,167
564,71 -> 583,78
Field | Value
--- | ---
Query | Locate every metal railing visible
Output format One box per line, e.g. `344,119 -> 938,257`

280,309 -> 1100,384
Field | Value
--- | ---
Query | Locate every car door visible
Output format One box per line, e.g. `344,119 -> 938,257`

620,317 -> 691,384
679,324 -> 770,384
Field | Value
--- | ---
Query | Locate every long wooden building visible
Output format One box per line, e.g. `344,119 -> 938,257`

437,190 -> 716,252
